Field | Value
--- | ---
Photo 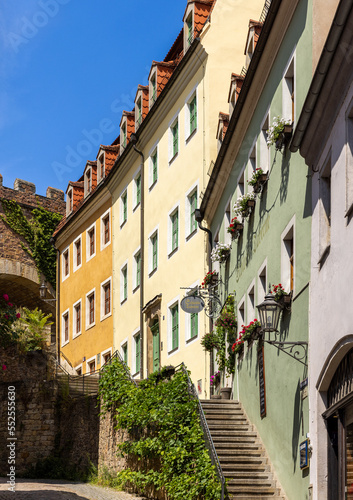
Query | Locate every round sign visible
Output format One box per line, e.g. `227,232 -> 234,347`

180,295 -> 205,314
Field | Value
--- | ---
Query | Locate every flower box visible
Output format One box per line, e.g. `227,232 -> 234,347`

267,117 -> 292,151
211,243 -> 232,264
202,271 -> 219,288
234,193 -> 256,218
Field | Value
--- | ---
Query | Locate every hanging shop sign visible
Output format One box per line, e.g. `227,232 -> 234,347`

181,296 -> 205,314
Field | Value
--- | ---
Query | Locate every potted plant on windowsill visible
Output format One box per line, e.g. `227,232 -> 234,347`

248,168 -> 268,194
201,270 -> 219,288
232,336 -> 244,356
267,117 -> 293,151
227,216 -> 244,239
233,192 -> 256,219
271,284 -> 292,307
211,243 -> 232,264
240,319 -> 262,342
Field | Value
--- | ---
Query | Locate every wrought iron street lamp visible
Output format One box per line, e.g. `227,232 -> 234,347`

39,280 -> 56,305
256,285 -> 282,333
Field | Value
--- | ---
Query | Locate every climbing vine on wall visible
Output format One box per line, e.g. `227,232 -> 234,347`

1,199 -> 62,288
214,294 -> 237,375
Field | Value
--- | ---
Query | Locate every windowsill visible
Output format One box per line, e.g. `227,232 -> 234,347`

62,273 -> 70,282
101,312 -> 112,322
149,180 -> 157,192
73,264 -> 82,273
86,322 -> 96,331
133,285 -> 140,294
168,247 -> 178,259
149,268 -> 157,278
186,335 -> 198,344
120,220 -> 127,229
169,152 -> 178,166
186,227 -> 197,242
168,346 -> 179,356
72,332 -> 82,339
61,340 -> 69,347
86,253 -> 96,262
120,298 -> 127,306
133,202 -> 141,213
185,128 -> 197,144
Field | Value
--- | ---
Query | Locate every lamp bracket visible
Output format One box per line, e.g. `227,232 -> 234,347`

264,340 -> 308,366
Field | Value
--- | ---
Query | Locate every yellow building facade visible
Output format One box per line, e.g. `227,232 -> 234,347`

106,0 -> 265,398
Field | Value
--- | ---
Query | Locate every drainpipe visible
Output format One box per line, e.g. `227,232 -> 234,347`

130,133 -> 145,380
50,236 -> 60,364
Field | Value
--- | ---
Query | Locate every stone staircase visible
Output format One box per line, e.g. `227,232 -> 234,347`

56,364 -> 99,398
200,399 -> 287,500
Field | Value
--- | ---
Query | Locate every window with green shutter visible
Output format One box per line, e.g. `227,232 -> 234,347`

187,14 -> 193,46
189,95 -> 197,134
172,121 -> 178,157
152,234 -> 158,271
151,75 -> 157,104
190,312 -> 198,339
122,192 -> 127,223
135,334 -> 141,373
137,98 -> 142,126
152,150 -> 158,184
136,252 -> 141,287
190,190 -> 197,233
123,267 -> 127,301
123,343 -> 128,364
171,211 -> 178,251
122,123 -> 127,148
171,304 -> 179,350
136,175 -> 141,205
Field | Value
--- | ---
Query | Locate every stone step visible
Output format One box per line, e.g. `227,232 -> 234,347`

223,471 -> 271,480
212,435 -> 258,443
227,477 -> 274,486
229,496 -> 285,500
203,413 -> 247,421
227,485 -> 278,495
210,428 -> 253,435
221,463 -> 270,472
214,442 -> 262,450
207,421 -> 247,428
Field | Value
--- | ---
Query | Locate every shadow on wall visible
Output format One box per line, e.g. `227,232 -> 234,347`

291,378 -> 302,473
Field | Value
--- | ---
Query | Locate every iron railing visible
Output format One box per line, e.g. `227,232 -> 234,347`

54,360 -> 100,398
99,349 -> 138,387
179,363 -> 225,500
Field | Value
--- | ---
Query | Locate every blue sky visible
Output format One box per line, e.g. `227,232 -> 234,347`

0,0 -> 186,197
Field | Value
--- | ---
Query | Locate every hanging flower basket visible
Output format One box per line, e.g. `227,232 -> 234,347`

267,117 -> 292,151
201,271 -> 219,288
211,243 -> 231,264
233,192 -> 256,218
232,336 -> 244,355
227,217 -> 244,239
201,332 -> 219,352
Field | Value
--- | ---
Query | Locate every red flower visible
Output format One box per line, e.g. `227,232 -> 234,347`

16,313 -> 21,319
4,314 -> 9,320
8,303 -> 13,307
3,294 -> 9,301
2,365 -> 6,371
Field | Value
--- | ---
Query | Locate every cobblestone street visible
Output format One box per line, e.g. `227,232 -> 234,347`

0,478 -> 148,500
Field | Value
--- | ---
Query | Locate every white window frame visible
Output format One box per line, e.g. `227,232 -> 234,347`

237,296 -> 245,336
120,261 -> 128,303
183,4 -> 194,52
281,216 -> 296,294
120,336 -> 129,365
120,117 -> 128,151
169,112 -> 180,164
133,247 -> 141,292
149,67 -> 158,109
167,295 -> 180,356
168,202 -> 180,257
148,226 -> 159,276
85,287 -> 96,330
101,348 -> 112,366
224,197 -> 232,245
62,246 -> 70,282
86,355 -> 96,374
120,186 -> 128,227
73,299 -> 82,338
100,277 -> 112,321
133,167 -> 142,211
185,181 -> 199,240
100,208 -> 111,251
247,280 -> 256,323
61,308 -> 70,347
259,113 -> 270,173
247,142 -> 257,185
148,142 -> 159,190
132,327 -> 141,377
97,150 -> 105,184
135,93 -> 143,130
185,86 -> 198,142
75,363 -> 83,375
184,280 -> 200,344
73,235 -> 82,272
84,166 -> 92,198
282,52 -> 296,124
257,259 -> 267,305
86,222 -> 96,262
66,187 -> 73,215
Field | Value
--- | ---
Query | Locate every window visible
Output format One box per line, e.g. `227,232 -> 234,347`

102,349 -> 112,365
283,57 -> 295,123
73,300 -> 81,337
136,97 -> 142,128
186,187 -> 198,237
187,93 -> 197,138
62,248 -> 69,280
67,189 -> 73,214
122,343 -> 128,364
238,299 -> 245,335
149,148 -> 158,188
319,156 -> 331,263
121,191 -> 127,226
87,227 -> 95,259
99,154 -> 105,181
73,236 -> 82,271
86,289 -> 95,328
134,333 -> 141,374
170,303 -> 179,352
101,211 -> 110,248
186,285 -> 199,341
85,168 -> 92,196
247,284 -> 255,322
186,13 -> 193,46
75,365 -> 82,376
150,74 -> 157,106
152,233 -> 158,272
121,123 -> 127,149
281,221 -> 295,293
101,278 -> 111,319
258,262 -> 267,304
134,172 -> 141,209
224,201 -> 231,245
260,115 -> 269,172
248,145 -> 256,183
346,105 -> 353,212
87,358 -> 96,374
121,265 -> 128,303
169,117 -> 179,162
133,250 -> 141,290
62,310 -> 69,345
168,207 -> 179,255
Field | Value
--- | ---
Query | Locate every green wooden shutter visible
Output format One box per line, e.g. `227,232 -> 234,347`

123,267 -> 127,300
152,152 -> 158,183
136,253 -> 141,287
136,175 -> 141,205
190,95 -> 197,134
123,344 -> 128,364
172,122 -> 178,157
152,234 -> 158,270
191,313 -> 198,338
190,190 -> 197,233
172,305 -> 179,350
123,193 -> 127,222
136,335 -> 140,372
172,211 -> 178,250
187,15 -> 193,45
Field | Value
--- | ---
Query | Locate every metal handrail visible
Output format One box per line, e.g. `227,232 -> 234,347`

99,349 -> 138,387
179,363 -> 225,500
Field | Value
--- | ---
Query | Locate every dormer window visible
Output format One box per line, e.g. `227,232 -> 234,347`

228,74 -> 244,117
186,13 -> 193,47
122,123 -> 127,149
244,21 -> 263,69
85,168 -> 92,197
216,113 -> 229,152
67,189 -> 73,215
99,154 -> 105,181
136,97 -> 142,128
150,73 -> 157,108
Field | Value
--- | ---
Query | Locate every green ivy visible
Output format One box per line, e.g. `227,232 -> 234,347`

1,199 -> 62,288
98,360 -> 222,500
214,295 -> 237,375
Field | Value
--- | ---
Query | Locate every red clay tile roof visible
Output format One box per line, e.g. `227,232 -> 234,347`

53,214 -> 67,236
219,112 -> 229,121
164,29 -> 183,62
228,74 -> 244,102
68,181 -> 84,189
249,19 -> 263,27
99,144 -> 120,152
